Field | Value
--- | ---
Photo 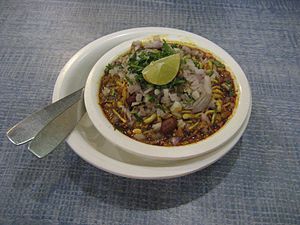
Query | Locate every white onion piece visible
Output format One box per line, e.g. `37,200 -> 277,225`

192,90 -> 200,100
121,106 -> 132,121
201,113 -> 210,124
182,46 -> 191,54
203,76 -> 212,95
102,87 -> 110,96
171,137 -> 181,146
178,119 -> 186,129
152,123 -> 161,131
136,93 -> 143,102
156,109 -> 165,117
169,93 -> 180,102
144,40 -> 163,49
131,102 -> 141,107
144,87 -> 154,94
208,99 -> 216,109
132,41 -> 142,50
128,83 -> 141,94
138,106 -> 147,116
195,68 -> 205,76
192,93 -> 211,113
154,89 -> 160,95
170,101 -> 182,113
134,134 -> 146,140
191,49 -> 199,56
161,89 -> 171,105
211,70 -> 220,79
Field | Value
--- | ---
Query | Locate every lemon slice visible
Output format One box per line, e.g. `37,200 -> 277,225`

142,53 -> 180,85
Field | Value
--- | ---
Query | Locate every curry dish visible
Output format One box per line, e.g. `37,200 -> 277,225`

99,37 -> 237,146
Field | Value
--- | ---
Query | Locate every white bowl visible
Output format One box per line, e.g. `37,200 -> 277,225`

84,33 -> 251,161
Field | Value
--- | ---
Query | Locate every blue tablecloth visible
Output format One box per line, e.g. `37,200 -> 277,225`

1,0 -> 299,224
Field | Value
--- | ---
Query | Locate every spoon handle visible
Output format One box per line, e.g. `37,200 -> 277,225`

6,88 -> 83,145
28,92 -> 86,158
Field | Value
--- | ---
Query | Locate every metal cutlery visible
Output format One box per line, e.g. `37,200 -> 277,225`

6,88 -> 85,158
28,91 -> 86,158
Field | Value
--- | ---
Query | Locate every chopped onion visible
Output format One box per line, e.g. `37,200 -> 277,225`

134,134 -> 146,140
144,40 -> 163,49
154,89 -> 160,95
211,70 -> 220,79
136,93 -> 143,102
131,102 -> 141,107
170,101 -> 182,113
102,87 -> 110,96
161,89 -> 171,106
177,119 -> 186,129
128,83 -> 141,94
182,46 -> 191,54
169,93 -> 180,102
171,137 -> 181,146
192,94 -> 211,113
156,109 -> 165,117
192,90 -> 200,100
152,123 -> 162,131
191,49 -> 199,56
132,41 -> 142,50
203,76 -> 212,95
144,87 -> 154,94
201,113 -> 210,124
208,99 -> 216,109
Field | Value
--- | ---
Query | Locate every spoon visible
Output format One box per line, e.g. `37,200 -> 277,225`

6,88 -> 85,158
28,90 -> 86,158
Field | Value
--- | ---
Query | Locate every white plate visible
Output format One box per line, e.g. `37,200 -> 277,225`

53,27 -> 252,179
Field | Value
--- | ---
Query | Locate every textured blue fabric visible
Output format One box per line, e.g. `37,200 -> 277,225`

0,0 -> 299,224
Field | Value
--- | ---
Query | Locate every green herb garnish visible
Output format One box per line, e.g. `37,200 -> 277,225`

156,103 -> 164,110
127,41 -> 179,89
125,76 -> 133,85
147,95 -> 155,102
135,73 -> 147,88
169,77 -> 186,88
212,60 -> 225,68
133,113 -> 143,122
206,70 -> 214,76
114,124 -> 124,132
161,40 -> 176,56
229,88 -> 235,97
111,89 -> 115,96
105,63 -> 114,73
193,60 -> 203,69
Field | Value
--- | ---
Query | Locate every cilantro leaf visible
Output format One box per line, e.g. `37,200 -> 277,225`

161,40 -> 176,56
105,63 -> 114,73
212,60 -> 225,68
133,113 -> 143,122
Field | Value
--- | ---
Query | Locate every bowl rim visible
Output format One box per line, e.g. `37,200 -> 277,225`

84,32 -> 251,160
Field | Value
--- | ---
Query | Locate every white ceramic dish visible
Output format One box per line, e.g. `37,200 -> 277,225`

85,34 -> 251,161
53,27 -> 252,179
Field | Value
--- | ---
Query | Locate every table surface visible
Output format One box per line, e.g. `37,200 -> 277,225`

1,0 -> 299,224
